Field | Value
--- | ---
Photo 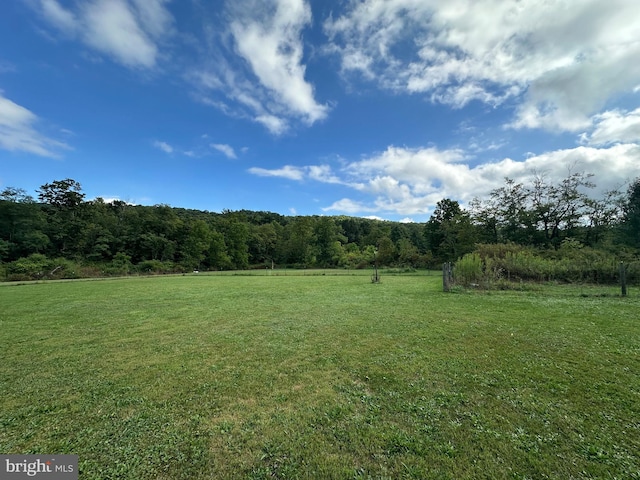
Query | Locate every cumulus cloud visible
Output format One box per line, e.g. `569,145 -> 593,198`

325,198 -> 377,214
580,108 -> 640,146
190,0 -> 328,134
33,0 -> 173,69
0,91 -> 70,157
307,165 -> 343,184
251,142 -> 640,217
211,143 -> 237,159
325,0 -> 640,132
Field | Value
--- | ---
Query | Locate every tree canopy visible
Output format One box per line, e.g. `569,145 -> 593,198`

1,173 -> 638,280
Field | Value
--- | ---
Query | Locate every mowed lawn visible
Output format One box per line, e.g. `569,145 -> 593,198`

1,274 -> 638,479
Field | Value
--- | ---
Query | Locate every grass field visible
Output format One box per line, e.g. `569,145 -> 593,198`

1,273 -> 638,479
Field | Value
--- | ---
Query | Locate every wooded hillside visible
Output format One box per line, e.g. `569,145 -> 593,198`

1,173 -> 638,281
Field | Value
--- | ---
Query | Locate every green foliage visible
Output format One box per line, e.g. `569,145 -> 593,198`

6,253 -> 80,281
376,236 -> 396,266
1,176 -> 639,281
472,172 -> 627,248
37,178 -> 85,208
425,199 -> 477,263
621,178 -> 640,248
219,212 -> 250,269
549,239 -> 619,283
136,260 -> 184,274
313,217 -> 346,267
101,252 -> 132,276
396,237 -> 420,267
0,238 -> 9,262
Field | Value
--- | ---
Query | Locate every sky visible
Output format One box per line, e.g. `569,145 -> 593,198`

1,0 -> 639,222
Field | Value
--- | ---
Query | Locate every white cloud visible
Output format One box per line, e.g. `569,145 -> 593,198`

248,163 -> 345,184
255,114 -> 288,135
324,198 -> 376,214
365,144 -> 639,215
307,165 -> 342,184
211,143 -> 237,159
81,0 -> 158,68
39,0 -> 77,33
0,91 -> 70,157
248,165 -> 306,181
153,140 -> 173,153
325,0 -> 640,132
580,108 -> 640,146
33,0 -> 173,69
190,70 -> 293,135
130,0 -> 173,39
253,142 -> 640,216
96,196 -> 136,205
230,0 -> 328,124
191,0 -> 328,134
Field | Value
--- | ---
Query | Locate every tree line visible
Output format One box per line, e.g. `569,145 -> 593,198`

1,173 -> 639,281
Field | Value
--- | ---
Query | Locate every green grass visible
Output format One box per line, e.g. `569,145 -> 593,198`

1,275 -> 638,479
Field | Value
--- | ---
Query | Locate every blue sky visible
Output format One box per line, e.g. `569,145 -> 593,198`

1,0 -> 639,222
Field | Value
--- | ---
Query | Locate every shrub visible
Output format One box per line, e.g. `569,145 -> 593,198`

454,253 -> 483,285
6,254 -> 80,281
7,253 -> 50,279
136,260 -> 184,274
102,252 -> 132,276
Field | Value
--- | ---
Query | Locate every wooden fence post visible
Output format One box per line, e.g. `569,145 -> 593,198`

620,261 -> 627,297
443,262 -> 453,292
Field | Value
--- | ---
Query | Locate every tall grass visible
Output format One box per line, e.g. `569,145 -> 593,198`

452,253 -> 483,285
454,243 -> 639,287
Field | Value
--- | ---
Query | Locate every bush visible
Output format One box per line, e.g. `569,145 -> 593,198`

6,254 -> 80,281
102,252 -> 132,276
136,260 -> 184,274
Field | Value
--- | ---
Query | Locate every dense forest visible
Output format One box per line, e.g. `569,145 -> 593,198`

1,172 -> 639,283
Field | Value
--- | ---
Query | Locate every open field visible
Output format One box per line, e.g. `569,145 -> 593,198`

1,274 -> 638,479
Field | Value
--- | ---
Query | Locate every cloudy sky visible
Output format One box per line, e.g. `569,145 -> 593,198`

1,0 -> 639,222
